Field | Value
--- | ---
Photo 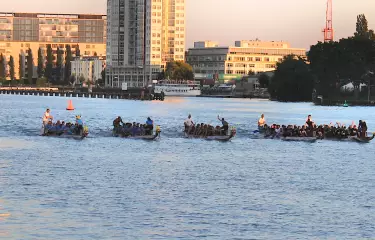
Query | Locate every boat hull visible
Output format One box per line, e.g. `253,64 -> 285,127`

281,136 -> 317,143
40,126 -> 88,139
41,132 -> 88,140
184,132 -> 235,142
156,89 -> 201,97
113,131 -> 160,140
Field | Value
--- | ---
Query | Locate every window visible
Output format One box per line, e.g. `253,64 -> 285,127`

255,57 -> 261,62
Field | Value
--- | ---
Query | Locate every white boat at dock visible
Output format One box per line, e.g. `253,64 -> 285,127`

154,80 -> 201,97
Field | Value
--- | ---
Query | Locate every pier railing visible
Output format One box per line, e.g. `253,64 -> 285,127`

0,87 -> 165,101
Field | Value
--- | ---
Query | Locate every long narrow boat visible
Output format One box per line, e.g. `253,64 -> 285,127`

184,128 -> 236,142
260,128 -> 374,143
281,136 -> 317,143
262,131 -> 317,143
113,126 -> 161,140
322,133 -> 375,143
41,126 -> 89,140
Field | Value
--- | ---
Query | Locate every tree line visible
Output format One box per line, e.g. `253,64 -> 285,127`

0,44 -> 84,86
267,14 -> 375,102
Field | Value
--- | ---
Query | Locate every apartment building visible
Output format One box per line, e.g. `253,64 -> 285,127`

106,0 -> 186,88
71,57 -> 106,84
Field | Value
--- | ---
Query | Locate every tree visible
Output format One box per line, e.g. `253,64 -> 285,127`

56,47 -> 63,82
27,48 -> 34,84
45,44 -> 53,82
355,14 -> 369,38
8,56 -> 15,80
308,41 -> 342,97
64,44 -> 72,83
165,61 -> 194,80
37,47 -> 44,78
98,68 -> 106,86
94,52 -> 98,57
36,77 -> 47,87
157,70 -> 165,80
354,14 -> 375,40
75,44 -> 81,57
268,55 -> 314,102
19,53 -> 24,81
69,75 -> 76,86
258,73 -> 270,88
78,75 -> 85,85
0,54 -> 5,79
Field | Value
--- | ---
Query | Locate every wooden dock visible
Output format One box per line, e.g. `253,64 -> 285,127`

0,88 -> 165,101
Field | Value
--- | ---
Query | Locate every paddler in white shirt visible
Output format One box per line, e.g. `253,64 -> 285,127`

258,114 -> 266,129
43,108 -> 53,126
184,114 -> 194,134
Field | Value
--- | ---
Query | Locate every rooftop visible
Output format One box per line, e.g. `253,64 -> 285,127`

0,12 -> 106,20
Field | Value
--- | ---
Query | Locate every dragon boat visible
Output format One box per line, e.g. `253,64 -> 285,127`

184,127 -> 236,142
112,126 -> 161,140
40,125 -> 89,140
258,126 -> 374,143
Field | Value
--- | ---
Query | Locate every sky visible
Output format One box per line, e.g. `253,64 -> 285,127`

2,0 -> 375,49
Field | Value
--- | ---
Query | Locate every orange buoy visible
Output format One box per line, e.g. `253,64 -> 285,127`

66,100 -> 75,111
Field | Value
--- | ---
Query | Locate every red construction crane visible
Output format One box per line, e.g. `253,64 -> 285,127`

323,0 -> 334,42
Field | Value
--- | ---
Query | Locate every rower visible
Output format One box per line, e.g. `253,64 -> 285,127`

113,116 -> 124,133
145,117 -> 154,135
184,114 -> 194,134
258,114 -> 266,129
217,115 -> 229,135
75,115 -> 84,134
43,108 -> 53,126
305,115 -> 315,129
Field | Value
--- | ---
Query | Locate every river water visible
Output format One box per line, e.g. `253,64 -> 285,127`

0,95 -> 375,239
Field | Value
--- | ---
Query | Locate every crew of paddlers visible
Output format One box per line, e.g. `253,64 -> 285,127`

112,116 -> 155,137
258,114 -> 370,139
42,109 -> 86,136
184,114 -> 230,136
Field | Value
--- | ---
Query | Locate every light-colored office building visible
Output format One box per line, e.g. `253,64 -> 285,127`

106,0 -> 186,88
71,57 -> 106,84
0,12 -> 107,79
186,40 -> 306,82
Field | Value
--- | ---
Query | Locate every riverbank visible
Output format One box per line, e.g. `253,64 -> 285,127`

313,95 -> 375,106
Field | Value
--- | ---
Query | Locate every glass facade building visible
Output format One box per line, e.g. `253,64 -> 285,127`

0,12 -> 107,79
